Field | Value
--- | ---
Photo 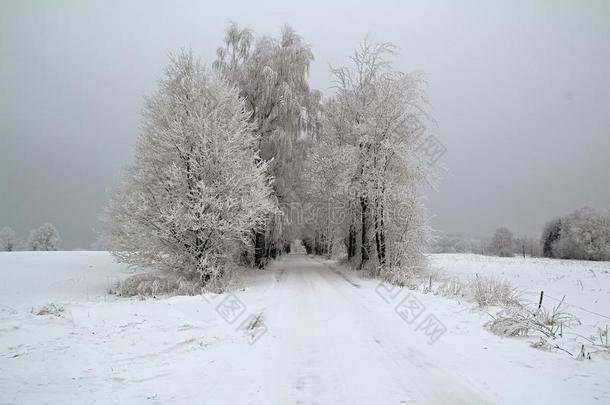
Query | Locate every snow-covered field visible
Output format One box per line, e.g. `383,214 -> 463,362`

1,252 -> 609,404
432,253 -> 610,313
431,253 -> 610,348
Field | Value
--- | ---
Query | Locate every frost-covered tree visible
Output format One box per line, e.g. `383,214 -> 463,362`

0,226 -> 17,252
301,130 -> 356,258
103,51 -> 276,285
491,227 -> 514,257
549,207 -> 610,261
541,218 -> 562,258
304,39 -> 437,282
27,223 -> 60,251
214,23 -> 321,267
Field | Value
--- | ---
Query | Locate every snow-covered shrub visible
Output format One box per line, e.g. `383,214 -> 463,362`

470,274 -> 520,308
486,307 -> 533,336
529,337 -> 554,351
110,272 -> 203,297
432,274 -> 518,307
537,297 -> 580,334
36,303 -> 65,317
27,223 -> 61,251
0,226 -> 18,252
376,264 -> 424,289
102,51 -> 276,286
487,297 -> 578,338
437,278 -> 467,298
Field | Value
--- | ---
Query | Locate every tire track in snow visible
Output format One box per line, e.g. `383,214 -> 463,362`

263,255 -> 489,404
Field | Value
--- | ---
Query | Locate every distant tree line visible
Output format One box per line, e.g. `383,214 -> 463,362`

0,223 -> 61,252
429,233 -> 484,254
432,207 -> 610,262
431,229 -> 540,258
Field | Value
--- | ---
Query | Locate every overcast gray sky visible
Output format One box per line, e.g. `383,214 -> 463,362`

1,0 -> 609,249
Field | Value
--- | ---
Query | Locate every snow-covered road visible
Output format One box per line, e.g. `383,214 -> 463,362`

257,255 -> 485,404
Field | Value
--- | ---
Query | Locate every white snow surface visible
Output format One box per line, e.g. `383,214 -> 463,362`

432,253 -> 610,342
1,252 -> 609,404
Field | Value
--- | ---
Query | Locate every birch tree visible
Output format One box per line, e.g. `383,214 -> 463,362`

214,23 -> 321,266
103,51 -> 275,285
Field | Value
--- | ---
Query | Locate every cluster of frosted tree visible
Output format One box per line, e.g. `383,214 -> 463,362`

301,41 -> 437,282
213,23 -> 321,267
103,25 -> 438,286
0,223 -> 60,252
103,52 -> 275,285
432,230 -> 541,257
542,207 -> 610,261
430,232 -> 483,254
482,228 -> 544,258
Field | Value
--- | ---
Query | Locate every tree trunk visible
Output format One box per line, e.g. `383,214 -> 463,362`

375,202 -> 386,266
267,242 -> 274,259
254,229 -> 266,268
360,196 -> 370,268
326,224 -> 332,258
347,222 -> 356,260
316,230 -> 325,256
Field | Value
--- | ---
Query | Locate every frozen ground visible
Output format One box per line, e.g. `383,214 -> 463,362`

1,252 -> 609,404
431,254 -> 610,350
0,251 -> 130,310
431,253 -> 610,316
